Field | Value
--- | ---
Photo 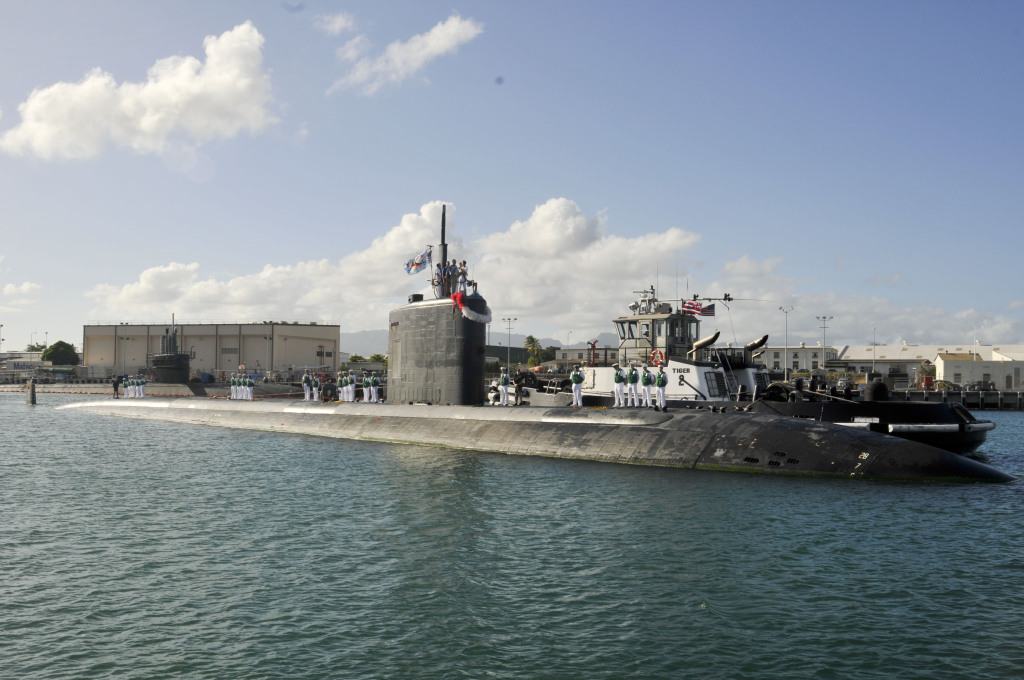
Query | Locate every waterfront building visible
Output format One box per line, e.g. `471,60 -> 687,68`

82,322 -> 344,380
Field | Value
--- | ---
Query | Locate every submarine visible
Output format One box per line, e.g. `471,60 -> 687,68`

60,208 -> 1014,483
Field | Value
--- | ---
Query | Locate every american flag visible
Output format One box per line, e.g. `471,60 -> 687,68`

702,304 -> 716,317
682,300 -> 702,314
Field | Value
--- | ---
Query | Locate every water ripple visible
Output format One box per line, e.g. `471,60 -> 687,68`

2,395 -> 1023,679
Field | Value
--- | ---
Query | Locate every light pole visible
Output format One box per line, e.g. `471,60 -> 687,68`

816,315 -> 833,372
779,306 -> 794,382
502,317 -> 517,368
120,336 -> 133,375
872,326 -> 876,376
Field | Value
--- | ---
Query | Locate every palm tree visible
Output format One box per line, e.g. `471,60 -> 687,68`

524,335 -> 542,366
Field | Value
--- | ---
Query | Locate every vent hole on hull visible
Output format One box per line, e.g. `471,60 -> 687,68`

743,457 -> 760,464
787,458 -> 800,465
768,460 -> 781,467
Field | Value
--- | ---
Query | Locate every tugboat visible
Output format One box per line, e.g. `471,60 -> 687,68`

581,286 -> 995,454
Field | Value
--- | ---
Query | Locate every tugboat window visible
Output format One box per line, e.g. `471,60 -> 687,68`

615,322 -> 626,340
641,323 -> 650,338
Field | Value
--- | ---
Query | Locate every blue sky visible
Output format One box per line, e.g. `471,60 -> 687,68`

2,1 -> 1023,354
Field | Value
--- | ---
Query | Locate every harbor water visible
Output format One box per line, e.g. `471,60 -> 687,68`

3,393 -> 1024,679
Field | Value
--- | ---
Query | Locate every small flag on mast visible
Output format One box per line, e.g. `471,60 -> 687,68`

404,246 -> 432,274
702,304 -> 716,317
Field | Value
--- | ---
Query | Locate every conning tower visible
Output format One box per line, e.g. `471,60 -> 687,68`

387,205 -> 492,405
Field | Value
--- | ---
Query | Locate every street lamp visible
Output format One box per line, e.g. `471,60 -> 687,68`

120,336 -> 133,375
501,317 -> 517,368
816,315 -> 833,372
779,306 -> 794,382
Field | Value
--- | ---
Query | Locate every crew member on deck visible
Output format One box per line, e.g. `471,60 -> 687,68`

570,363 -> 585,408
626,362 -> 640,407
302,371 -> 311,401
612,362 -> 625,408
640,364 -> 654,408
499,367 -> 511,406
655,365 -> 668,411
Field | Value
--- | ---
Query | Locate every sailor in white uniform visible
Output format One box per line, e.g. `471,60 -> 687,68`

640,364 -> 654,408
302,371 -> 311,401
499,367 -> 511,406
655,365 -> 668,411
625,363 -> 640,407
570,364 -> 585,408
612,362 -> 626,408
370,371 -> 380,402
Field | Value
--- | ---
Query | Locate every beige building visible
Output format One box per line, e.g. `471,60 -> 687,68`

82,322 -> 342,379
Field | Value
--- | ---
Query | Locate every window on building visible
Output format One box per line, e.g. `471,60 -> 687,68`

773,352 -> 780,359
812,361 -> 819,370
792,361 -> 799,371
953,373 -> 962,384
221,347 -> 238,355
577,352 -> 584,360
793,352 -> 799,359
812,352 -> 818,359
772,361 -> 780,369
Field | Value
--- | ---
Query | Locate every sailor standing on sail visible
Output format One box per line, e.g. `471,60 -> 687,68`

640,364 -> 654,408
499,367 -> 511,406
626,362 -> 640,407
612,362 -> 626,408
570,363 -> 585,408
302,371 -> 311,401
655,365 -> 668,411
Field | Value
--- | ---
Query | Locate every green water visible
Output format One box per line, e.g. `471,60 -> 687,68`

3,394 -> 1023,679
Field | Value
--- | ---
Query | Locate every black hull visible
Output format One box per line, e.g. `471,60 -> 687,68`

60,399 -> 1014,483
150,353 -> 190,384
581,394 -> 994,454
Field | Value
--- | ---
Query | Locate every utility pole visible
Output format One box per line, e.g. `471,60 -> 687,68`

502,317 -> 517,368
816,315 -> 833,372
779,306 -> 794,382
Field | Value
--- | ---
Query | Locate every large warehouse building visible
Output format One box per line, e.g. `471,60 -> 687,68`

82,321 -> 342,380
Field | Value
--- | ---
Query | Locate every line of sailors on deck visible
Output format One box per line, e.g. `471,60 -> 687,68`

120,375 -> 146,398
611,361 -> 669,411
229,373 -> 256,400
300,370 -> 382,403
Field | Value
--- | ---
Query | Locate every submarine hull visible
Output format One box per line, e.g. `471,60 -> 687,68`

59,399 -> 1014,482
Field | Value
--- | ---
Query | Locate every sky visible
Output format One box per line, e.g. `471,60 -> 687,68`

2,1 -> 1023,355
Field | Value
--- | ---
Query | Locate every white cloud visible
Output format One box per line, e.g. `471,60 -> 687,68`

81,198 -> 1024,346
722,255 -> 783,278
0,22 -> 276,160
3,281 -> 41,295
82,199 -> 699,336
336,35 -> 372,63
328,14 -> 483,95
316,12 -> 356,36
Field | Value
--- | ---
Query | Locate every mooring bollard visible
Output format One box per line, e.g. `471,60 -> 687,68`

27,378 -> 36,405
